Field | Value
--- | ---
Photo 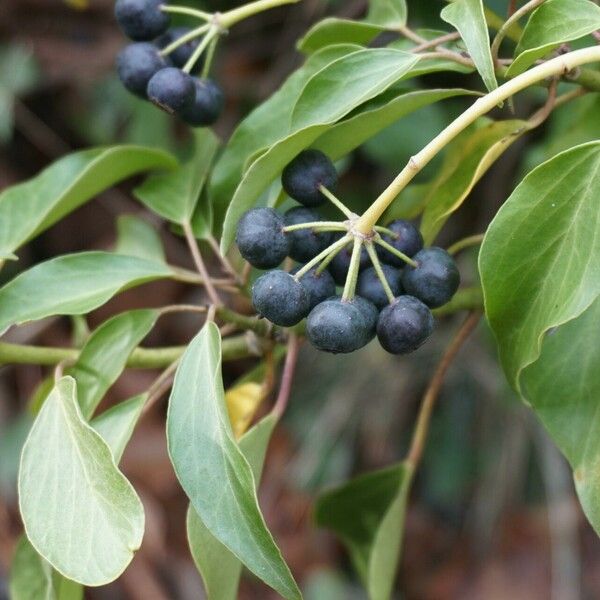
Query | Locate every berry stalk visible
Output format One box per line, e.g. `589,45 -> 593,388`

365,243 -> 395,304
219,0 -> 301,29
341,237 -> 363,301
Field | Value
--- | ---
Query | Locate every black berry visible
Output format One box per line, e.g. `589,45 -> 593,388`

357,264 -> 403,309
115,0 -> 170,41
292,266 -> 336,311
306,298 -> 370,354
350,295 -> 378,344
147,67 -> 195,114
284,207 -> 332,263
282,149 -> 337,207
402,247 -> 460,308
236,208 -> 289,269
376,219 -> 424,267
179,79 -> 224,127
116,43 -> 168,98
252,270 -> 310,327
376,295 -> 434,355
328,237 -> 369,285
158,27 -> 203,72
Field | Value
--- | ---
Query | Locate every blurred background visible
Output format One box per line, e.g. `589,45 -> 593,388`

1,0 -> 600,598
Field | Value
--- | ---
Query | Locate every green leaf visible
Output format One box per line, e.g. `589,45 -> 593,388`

0,146 -> 177,259
91,394 -> 147,463
186,413 -> 278,600
0,252 -> 172,334
366,0 -> 407,27
19,377 -> 144,585
521,297 -> 600,533
9,536 -> 82,600
115,215 -> 165,263
315,463 -> 412,600
134,130 -> 219,226
210,44 -> 360,227
314,87 -> 476,161
220,48 -> 420,252
420,118 -> 527,243
441,0 -> 497,92
167,323 -> 300,600
297,19 -> 385,54
479,141 -> 600,391
70,310 -> 157,419
507,0 -> 600,77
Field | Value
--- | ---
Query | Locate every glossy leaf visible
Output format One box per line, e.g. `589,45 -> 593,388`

507,0 -> 600,77
134,130 -> 219,226
0,146 -> 176,259
315,463 -> 412,600
187,413 -> 278,600
297,19 -> 384,54
115,215 -> 166,263
9,536 -> 82,600
0,252 -> 171,334
441,0 -> 497,91
221,48 -> 420,252
420,118 -> 527,243
479,141 -> 600,391
167,323 -> 300,599
19,377 -> 144,585
522,297 -> 600,533
366,0 -> 407,27
210,44 -> 359,228
70,309 -> 157,419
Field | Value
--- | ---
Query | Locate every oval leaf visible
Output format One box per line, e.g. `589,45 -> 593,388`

366,0 -> 407,28
115,215 -> 166,263
0,252 -> 172,333
297,18 -> 385,54
166,323 -> 300,600
19,377 -> 145,585
479,141 -> 600,391
0,146 -> 177,259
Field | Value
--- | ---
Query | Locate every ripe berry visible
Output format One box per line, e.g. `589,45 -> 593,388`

282,150 -> 337,207
252,270 -> 309,327
402,247 -> 460,308
284,207 -> 332,263
115,0 -> 170,41
116,43 -> 167,98
350,295 -> 378,344
328,238 -> 370,285
376,219 -> 424,267
376,295 -> 434,355
306,298 -> 370,354
236,208 -> 289,269
147,67 -> 195,114
292,267 -> 336,311
158,27 -> 203,72
179,79 -> 224,127
357,265 -> 403,309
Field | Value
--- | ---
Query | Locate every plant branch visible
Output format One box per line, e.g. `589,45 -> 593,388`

411,31 -> 461,53
406,312 -> 480,468
219,0 -> 300,28
272,334 -> 300,419
183,222 -> 222,306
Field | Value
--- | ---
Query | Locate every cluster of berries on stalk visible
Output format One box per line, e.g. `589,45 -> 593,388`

236,150 -> 461,355
115,0 -> 223,127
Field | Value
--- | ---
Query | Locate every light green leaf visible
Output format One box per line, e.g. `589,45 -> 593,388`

366,0 -> 407,27
221,48 -> 420,252
19,377 -> 144,585
507,0 -> 600,77
522,297 -> 600,533
167,323 -> 300,600
315,463 -> 412,600
479,141 -> 600,391
115,215 -> 165,263
187,413 -> 278,600
297,19 -> 384,54
441,0 -> 497,91
0,146 -> 177,259
210,44 -> 359,228
70,310 -> 157,419
9,536 -> 82,600
420,118 -> 527,243
0,252 -> 172,334
91,394 -> 147,463
134,130 -> 219,226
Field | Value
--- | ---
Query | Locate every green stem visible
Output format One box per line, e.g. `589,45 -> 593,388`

315,241 -> 345,274
160,5 -> 212,20
215,306 -> 271,336
431,286 -> 484,317
375,237 -> 418,268
283,221 -> 346,232
447,234 -> 485,256
219,0 -> 300,28
365,243 -> 395,303
341,237 -> 362,301
183,27 -> 218,74
294,235 -> 350,279
160,23 -> 211,57
318,185 -> 354,219
201,35 -> 219,78
355,46 -> 600,234
373,225 -> 398,238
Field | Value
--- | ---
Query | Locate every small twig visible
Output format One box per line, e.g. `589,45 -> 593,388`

406,313 -> 480,467
183,222 -> 222,306
411,31 -> 461,53
143,360 -> 181,415
318,185 -> 355,219
527,77 -> 558,128
207,234 -> 240,282
374,237 -> 418,268
365,242 -> 395,303
272,334 -> 300,419
159,304 -> 207,316
447,233 -> 485,256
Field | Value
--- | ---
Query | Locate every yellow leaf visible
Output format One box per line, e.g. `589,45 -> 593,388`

64,0 -> 88,10
225,382 -> 264,439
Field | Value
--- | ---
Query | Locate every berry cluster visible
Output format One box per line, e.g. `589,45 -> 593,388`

236,150 -> 461,355
115,0 -> 223,127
